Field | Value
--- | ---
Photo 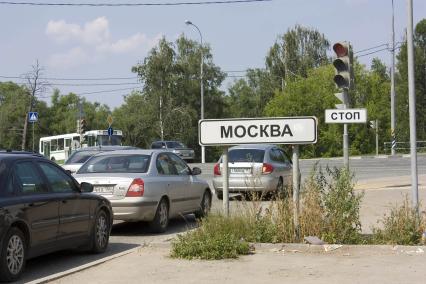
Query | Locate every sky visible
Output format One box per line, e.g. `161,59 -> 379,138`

0,0 -> 425,110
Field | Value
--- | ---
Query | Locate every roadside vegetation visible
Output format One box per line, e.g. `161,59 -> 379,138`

171,167 -> 426,260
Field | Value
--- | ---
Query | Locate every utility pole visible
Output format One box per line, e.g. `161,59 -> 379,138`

375,120 -> 379,156
390,0 -> 397,155
406,0 -> 418,210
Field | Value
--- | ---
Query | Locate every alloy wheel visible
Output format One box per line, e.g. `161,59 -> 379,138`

6,235 -> 24,275
96,214 -> 108,249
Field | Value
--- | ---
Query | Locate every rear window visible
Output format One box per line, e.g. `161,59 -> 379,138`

65,150 -> 102,164
227,149 -> 265,163
166,141 -> 186,148
77,154 -> 150,174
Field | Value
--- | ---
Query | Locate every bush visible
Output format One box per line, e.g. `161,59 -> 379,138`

171,215 -> 252,260
172,165 -> 366,260
320,167 -> 364,244
372,197 -> 425,245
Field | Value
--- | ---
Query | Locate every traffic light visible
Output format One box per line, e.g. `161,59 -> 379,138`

369,120 -> 376,129
80,119 -> 87,134
333,41 -> 353,90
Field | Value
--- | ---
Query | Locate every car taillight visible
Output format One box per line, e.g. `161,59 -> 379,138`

126,178 -> 144,197
214,163 -> 221,176
262,163 -> 274,174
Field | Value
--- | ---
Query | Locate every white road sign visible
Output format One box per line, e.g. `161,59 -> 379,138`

199,117 -> 317,146
325,108 -> 367,124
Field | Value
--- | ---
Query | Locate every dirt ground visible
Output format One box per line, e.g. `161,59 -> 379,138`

53,243 -> 426,284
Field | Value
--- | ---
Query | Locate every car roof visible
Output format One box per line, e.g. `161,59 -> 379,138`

72,146 -> 138,152
229,144 -> 276,150
0,151 -> 45,159
92,149 -> 166,157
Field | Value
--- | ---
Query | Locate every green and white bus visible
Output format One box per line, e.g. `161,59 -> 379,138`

39,130 -> 123,163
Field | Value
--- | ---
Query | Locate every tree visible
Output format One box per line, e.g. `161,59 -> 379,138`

265,62 -> 391,158
395,18 -> 426,142
227,25 -> 330,121
130,36 -> 226,160
21,60 -> 49,151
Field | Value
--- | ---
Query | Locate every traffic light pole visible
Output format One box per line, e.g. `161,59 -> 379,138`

343,89 -> 349,169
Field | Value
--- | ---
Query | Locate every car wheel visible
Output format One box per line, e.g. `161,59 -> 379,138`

276,177 -> 285,199
150,198 -> 169,233
0,227 -> 26,282
91,210 -> 110,254
195,191 -> 212,219
216,190 -> 223,200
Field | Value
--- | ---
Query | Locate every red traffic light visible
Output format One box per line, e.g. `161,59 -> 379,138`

333,42 -> 349,57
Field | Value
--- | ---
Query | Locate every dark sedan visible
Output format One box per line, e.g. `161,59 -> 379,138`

0,151 -> 113,282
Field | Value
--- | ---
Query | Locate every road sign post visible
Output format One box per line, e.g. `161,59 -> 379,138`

292,145 -> 300,239
28,112 -> 38,152
199,116 -> 318,226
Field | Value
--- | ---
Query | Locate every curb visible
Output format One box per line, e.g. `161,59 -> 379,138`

27,246 -> 142,284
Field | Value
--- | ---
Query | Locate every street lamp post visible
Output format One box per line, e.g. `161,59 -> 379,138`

185,20 -> 205,163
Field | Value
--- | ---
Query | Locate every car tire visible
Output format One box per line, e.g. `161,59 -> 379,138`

0,227 -> 26,282
91,210 -> 110,254
195,191 -> 212,219
149,198 -> 169,233
276,177 -> 285,199
216,190 -> 223,200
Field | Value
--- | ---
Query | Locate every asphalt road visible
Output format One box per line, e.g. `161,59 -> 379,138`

17,155 -> 426,283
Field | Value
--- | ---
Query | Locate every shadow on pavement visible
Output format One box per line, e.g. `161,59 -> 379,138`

111,214 -> 199,237
17,242 -> 138,284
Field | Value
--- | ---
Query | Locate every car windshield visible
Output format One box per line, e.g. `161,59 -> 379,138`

228,149 -> 265,163
65,150 -> 102,164
78,154 -> 150,174
166,141 -> 186,148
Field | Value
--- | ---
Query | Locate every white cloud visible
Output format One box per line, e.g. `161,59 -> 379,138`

46,17 -> 110,45
46,17 -> 161,69
48,47 -> 91,70
97,33 -> 161,54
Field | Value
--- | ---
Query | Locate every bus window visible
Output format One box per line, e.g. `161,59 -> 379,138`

65,138 -> 71,148
51,139 -> 58,151
58,138 -> 64,150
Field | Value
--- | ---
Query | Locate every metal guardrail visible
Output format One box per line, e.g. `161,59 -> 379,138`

383,141 -> 426,154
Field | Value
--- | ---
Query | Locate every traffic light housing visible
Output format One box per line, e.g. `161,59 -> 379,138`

369,120 -> 376,129
80,119 -> 87,134
333,41 -> 353,90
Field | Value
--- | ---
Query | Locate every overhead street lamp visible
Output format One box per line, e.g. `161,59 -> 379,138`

185,20 -> 205,163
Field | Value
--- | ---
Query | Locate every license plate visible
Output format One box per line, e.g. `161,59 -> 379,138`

93,185 -> 114,194
230,168 -> 251,174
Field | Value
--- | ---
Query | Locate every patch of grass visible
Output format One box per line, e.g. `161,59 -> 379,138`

372,197 -> 425,245
171,215 -> 252,260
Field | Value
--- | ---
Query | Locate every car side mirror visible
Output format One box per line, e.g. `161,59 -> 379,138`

191,167 -> 202,175
80,182 -> 94,193
65,170 -> 72,175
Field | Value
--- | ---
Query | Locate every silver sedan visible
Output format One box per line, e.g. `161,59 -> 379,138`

74,149 -> 212,233
212,144 -> 293,199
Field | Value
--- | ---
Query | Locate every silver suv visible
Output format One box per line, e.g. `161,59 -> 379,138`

151,141 -> 195,162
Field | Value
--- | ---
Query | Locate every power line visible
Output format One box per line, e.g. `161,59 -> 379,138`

0,0 -> 272,7
354,43 -> 389,54
0,75 -> 138,81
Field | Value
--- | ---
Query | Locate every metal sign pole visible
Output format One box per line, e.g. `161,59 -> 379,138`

32,122 -> 35,152
292,145 -> 300,239
407,0 -> 418,210
222,146 -> 229,217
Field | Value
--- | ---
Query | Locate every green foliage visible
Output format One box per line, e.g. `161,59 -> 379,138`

320,167 -> 364,244
124,36 -> 226,159
171,215 -> 252,260
372,197 -> 425,245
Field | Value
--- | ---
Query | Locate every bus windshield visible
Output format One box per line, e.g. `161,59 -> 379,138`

97,135 -> 122,146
